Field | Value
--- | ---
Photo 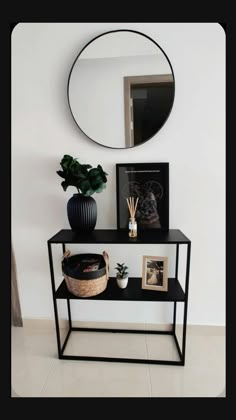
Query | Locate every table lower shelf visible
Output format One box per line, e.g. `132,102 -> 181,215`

54,277 -> 186,364
59,327 -> 184,365
55,277 -> 185,302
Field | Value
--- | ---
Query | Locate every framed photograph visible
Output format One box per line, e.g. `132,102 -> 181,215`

142,256 -> 168,292
116,163 -> 169,231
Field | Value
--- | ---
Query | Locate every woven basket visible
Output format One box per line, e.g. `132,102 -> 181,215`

62,250 -> 109,298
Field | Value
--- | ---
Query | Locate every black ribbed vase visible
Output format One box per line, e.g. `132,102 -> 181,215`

67,194 -> 97,232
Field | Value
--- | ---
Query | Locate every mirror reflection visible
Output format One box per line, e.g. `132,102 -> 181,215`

68,30 -> 175,149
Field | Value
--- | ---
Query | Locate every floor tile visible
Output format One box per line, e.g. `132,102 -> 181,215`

146,334 -> 180,362
184,335 -> 225,369
11,327 -> 58,397
63,331 -> 148,359
149,364 -> 225,397
12,325 -> 225,398
148,333 -> 225,397
40,360 -> 151,397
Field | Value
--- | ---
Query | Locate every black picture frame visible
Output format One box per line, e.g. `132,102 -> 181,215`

116,163 -> 169,231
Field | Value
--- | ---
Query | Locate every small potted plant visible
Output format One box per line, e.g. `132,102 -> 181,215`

57,154 -> 108,232
115,263 -> 129,289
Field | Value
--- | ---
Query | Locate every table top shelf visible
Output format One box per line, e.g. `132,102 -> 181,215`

56,277 -> 185,302
49,229 -> 190,244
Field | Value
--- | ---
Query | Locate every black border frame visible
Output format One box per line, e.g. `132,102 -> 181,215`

116,162 -> 169,231
67,29 -> 175,150
8,21 -> 229,401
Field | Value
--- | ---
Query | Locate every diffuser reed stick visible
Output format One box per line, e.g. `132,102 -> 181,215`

126,196 -> 139,237
126,196 -> 139,218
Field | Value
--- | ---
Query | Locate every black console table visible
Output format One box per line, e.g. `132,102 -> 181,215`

47,229 -> 191,366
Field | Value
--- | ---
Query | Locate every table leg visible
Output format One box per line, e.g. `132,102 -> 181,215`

181,242 -> 191,365
47,241 -> 62,358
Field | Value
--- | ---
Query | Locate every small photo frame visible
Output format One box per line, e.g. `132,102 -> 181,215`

142,256 -> 168,292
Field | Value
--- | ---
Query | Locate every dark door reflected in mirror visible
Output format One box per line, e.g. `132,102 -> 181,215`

68,30 -> 175,149
132,83 -> 174,145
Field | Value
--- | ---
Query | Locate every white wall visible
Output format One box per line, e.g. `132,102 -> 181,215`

69,54 -> 171,147
12,23 -> 225,326
80,30 -> 160,59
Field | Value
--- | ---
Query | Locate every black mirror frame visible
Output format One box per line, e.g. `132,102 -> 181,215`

67,29 -> 175,150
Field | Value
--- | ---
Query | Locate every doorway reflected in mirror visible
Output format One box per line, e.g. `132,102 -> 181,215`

124,74 -> 174,147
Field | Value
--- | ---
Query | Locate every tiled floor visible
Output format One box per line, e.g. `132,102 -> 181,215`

11,325 -> 225,397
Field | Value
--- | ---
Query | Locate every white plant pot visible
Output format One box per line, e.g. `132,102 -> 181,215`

116,276 -> 128,289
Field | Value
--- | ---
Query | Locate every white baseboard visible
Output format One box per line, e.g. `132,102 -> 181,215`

20,319 -> 225,336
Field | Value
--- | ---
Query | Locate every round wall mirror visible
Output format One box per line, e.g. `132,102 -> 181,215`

68,30 -> 175,149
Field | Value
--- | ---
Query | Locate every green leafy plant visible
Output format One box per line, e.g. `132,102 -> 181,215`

115,263 -> 129,279
57,154 -> 108,196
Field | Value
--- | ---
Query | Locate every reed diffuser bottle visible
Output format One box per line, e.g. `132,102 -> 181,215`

126,197 -> 139,238
129,217 -> 137,237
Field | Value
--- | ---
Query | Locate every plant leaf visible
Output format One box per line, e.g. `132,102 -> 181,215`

61,181 -> 68,191
57,170 -> 65,179
89,168 -> 100,177
84,188 -> 95,196
79,180 -> 91,195
95,185 -> 106,193
57,156 -> 108,196
60,155 -> 74,170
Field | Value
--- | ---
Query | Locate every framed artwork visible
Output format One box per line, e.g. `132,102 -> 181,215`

142,256 -> 168,292
116,162 -> 169,231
